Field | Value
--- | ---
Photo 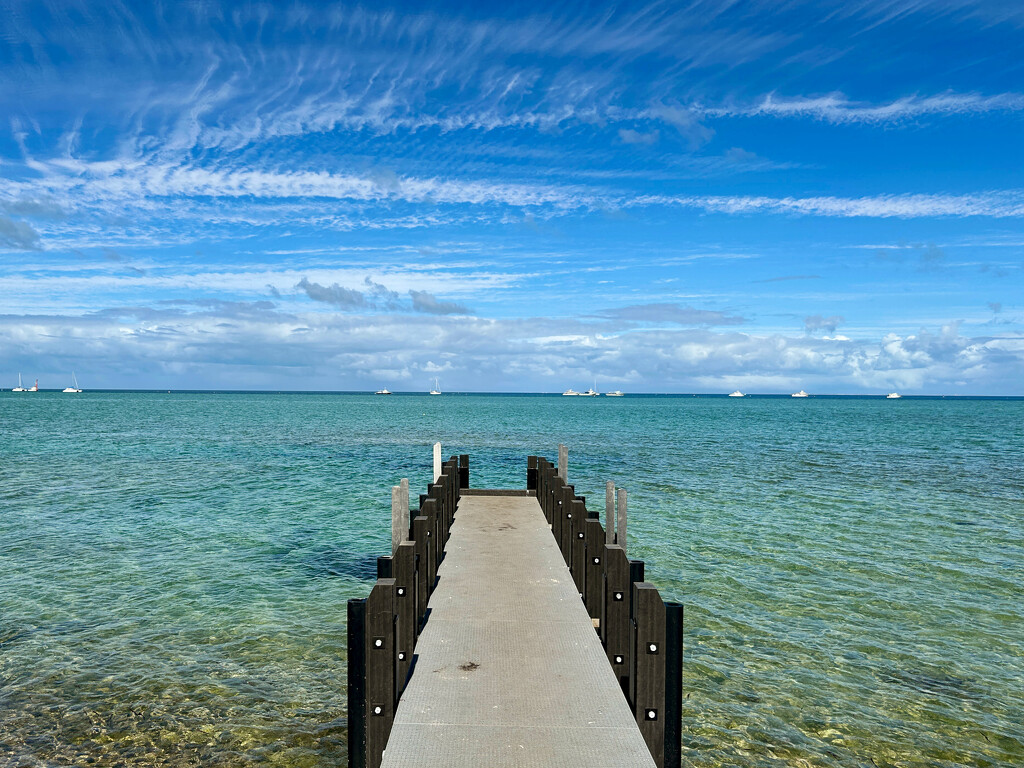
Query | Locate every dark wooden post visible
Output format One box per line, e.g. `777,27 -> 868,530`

443,459 -> 455,519
459,454 -> 470,489
604,550 -> 646,694
527,455 -> 538,491
429,482 -> 446,548
393,541 -> 417,695
365,579 -> 396,768
347,598 -> 367,768
632,582 -> 667,768
422,497 -> 441,574
664,602 -> 684,768
538,460 -> 551,518
411,515 -> 432,626
550,484 -> 561,541
570,498 -> 587,594
603,545 -> 630,684
441,468 -> 453,535
559,484 -> 575,566
546,463 -> 559,526
584,516 -> 604,621
451,458 -> 459,508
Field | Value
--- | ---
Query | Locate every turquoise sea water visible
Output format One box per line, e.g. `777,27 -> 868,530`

1,392 -> 1022,767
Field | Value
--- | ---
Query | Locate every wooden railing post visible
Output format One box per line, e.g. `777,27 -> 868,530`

545,460 -> 557,523
459,454 -> 470,489
527,455 -> 538,491
450,458 -> 459,508
606,481 -> 615,543
391,485 -> 406,555
550,481 -> 561,540
602,545 -> 630,685
365,579 -> 396,768
444,462 -> 455,521
411,514 -> 432,627
616,488 -> 628,553
570,498 -> 587,594
429,481 -> 444,547
559,483 -> 575,566
347,598 -> 367,768
584,516 -> 604,621
393,541 -> 417,695
632,582 -> 666,768
665,602 -> 684,768
603,550 -> 646,693
422,497 -> 441,581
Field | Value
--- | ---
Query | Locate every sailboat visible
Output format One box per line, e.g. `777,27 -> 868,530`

580,381 -> 599,397
63,372 -> 82,393
12,373 -> 26,392
429,378 -> 441,395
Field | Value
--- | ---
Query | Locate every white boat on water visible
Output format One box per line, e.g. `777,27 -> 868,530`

728,390 -> 744,397
606,390 -> 624,397
25,378 -> 39,392
12,373 -> 27,392
562,388 -> 580,396
886,392 -> 901,399
429,378 -> 441,395
375,388 -> 392,395
791,390 -> 809,398
580,384 -> 599,397
63,372 -> 82,393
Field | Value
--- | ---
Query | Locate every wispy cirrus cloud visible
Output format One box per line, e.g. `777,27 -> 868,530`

637,191 -> 1024,218
9,159 -> 1024,235
4,161 -> 597,212
707,91 -> 1024,123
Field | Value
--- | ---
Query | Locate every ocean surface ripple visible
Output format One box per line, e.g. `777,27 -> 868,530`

1,393 -> 1021,767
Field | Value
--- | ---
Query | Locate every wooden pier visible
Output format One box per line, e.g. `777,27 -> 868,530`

347,450 -> 683,768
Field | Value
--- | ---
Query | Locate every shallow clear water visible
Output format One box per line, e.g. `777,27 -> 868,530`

1,392 -> 1021,767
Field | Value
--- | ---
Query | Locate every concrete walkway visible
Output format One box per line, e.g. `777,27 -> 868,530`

380,494 -> 656,768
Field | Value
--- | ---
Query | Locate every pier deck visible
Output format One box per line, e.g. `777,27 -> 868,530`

380,493 -> 656,767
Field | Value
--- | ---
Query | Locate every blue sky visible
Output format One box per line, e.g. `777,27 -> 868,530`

1,0 -> 1022,394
